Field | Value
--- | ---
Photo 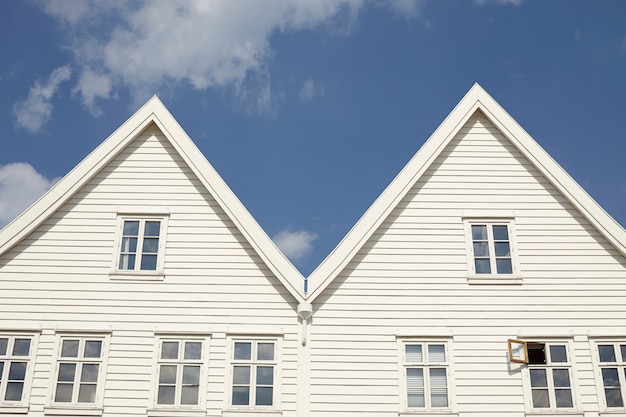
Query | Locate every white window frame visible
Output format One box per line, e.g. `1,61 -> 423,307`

226,337 -> 281,413
0,333 -> 38,411
47,333 -> 109,413
111,213 -> 168,279
591,340 -> 626,412
149,335 -> 209,412
397,338 -> 455,414
463,216 -> 521,284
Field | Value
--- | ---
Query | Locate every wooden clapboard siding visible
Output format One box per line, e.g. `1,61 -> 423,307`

309,112 -> 626,416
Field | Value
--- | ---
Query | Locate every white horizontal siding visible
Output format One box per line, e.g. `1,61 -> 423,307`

310,113 -> 626,416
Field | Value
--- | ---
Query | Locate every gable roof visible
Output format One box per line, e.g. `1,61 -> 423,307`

305,83 -> 626,300
0,96 -> 306,303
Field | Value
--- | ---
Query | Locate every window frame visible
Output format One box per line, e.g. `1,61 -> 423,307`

397,338 -> 455,414
110,214 -> 168,279
463,217 -> 521,284
592,340 -> 626,412
226,337 -> 281,413
0,332 -> 39,411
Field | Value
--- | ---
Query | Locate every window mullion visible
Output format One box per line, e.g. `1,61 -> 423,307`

488,226 -> 497,274
136,220 -> 145,270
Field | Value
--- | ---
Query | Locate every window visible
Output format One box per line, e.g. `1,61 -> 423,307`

53,336 -> 106,405
595,342 -> 626,409
0,335 -> 34,405
526,342 -> 574,410
118,219 -> 163,271
155,338 -> 204,407
230,340 -> 277,407
400,340 -> 451,411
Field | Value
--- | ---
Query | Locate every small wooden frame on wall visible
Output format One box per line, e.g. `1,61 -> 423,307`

508,339 -> 529,363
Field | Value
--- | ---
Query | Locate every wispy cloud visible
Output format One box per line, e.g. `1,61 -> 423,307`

272,229 -> 319,264
299,78 -> 325,103
0,163 -> 58,228
13,65 -> 72,133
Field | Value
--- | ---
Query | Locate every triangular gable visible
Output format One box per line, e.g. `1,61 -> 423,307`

306,83 -> 626,300
0,96 -> 305,303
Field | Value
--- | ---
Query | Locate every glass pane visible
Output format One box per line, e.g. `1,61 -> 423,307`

492,225 -> 509,240
55,383 -> 73,402
602,368 -> 620,387
408,392 -> 425,408
232,386 -> 249,405
496,258 -> 513,274
159,365 -> 177,384
428,345 -> 445,362
621,345 -> 626,361
257,366 -> 274,385
161,341 -> 179,359
471,225 -> 487,240
0,362 -> 4,378
234,342 -> 251,360
121,237 -> 137,252
8,362 -> 26,380
157,386 -> 175,404
552,369 -> 570,387
257,343 -> 274,361
144,221 -> 161,236
233,366 -> 250,384
184,342 -> 202,360
555,389 -> 573,408
605,388 -> 624,407
123,220 -> 139,235
430,368 -> 447,387
256,386 -> 273,406
530,369 -> 547,387
528,344 -> 546,364
140,254 -> 157,270
431,391 -> 448,408
61,340 -> 79,357
142,237 -> 159,253
474,259 -> 491,274
407,367 -> 424,407
532,389 -> 550,408
78,384 -> 96,403
5,382 -> 24,401
84,340 -> 102,358
0,338 -> 7,355
473,242 -> 489,257
181,385 -> 199,405
119,254 -> 135,270
550,345 -> 568,363
58,363 -> 76,382
183,365 -> 200,384
80,364 -> 99,383
405,344 -> 422,362
13,339 -> 31,356
599,345 -> 616,362
494,242 -> 510,257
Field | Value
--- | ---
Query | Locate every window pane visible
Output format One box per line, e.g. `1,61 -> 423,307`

0,362 -> 4,378
430,368 -> 448,407
532,389 -> 550,408
428,345 -> 445,362
232,386 -> 249,405
495,258 -> 513,274
605,388 -> 624,407
161,341 -> 179,359
184,342 -> 202,360
159,365 -> 177,384
8,362 -> 26,380
233,366 -> 250,384
140,254 -> 158,270
80,364 -> 99,383
552,369 -> 570,387
183,365 -> 200,384
123,221 -> 139,235
473,242 -> 489,257
257,366 -> 274,385
61,340 -> 79,357
157,386 -> 175,404
549,345 -> 568,363
431,391 -> 448,408
494,242 -> 510,257
13,339 -> 31,356
602,368 -> 620,387
256,386 -> 273,406
599,345 -> 616,362
408,392 -> 425,408
528,344 -> 546,364
144,221 -> 161,236
471,225 -> 487,240
142,237 -> 159,253
121,237 -> 137,252
474,259 -> 491,274
78,384 -> 96,403
621,345 -> 626,361
555,389 -> 573,408
234,342 -> 251,360
84,340 -> 102,358
55,383 -> 73,402
0,338 -> 7,355
58,363 -> 76,382
406,368 -> 424,407
181,385 -> 199,405
257,343 -> 274,361
119,254 -> 135,270
530,369 -> 547,387
406,344 -> 422,362
5,382 -> 24,401
492,225 -> 509,240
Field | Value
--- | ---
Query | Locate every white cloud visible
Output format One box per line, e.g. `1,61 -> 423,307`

382,0 -> 425,19
72,69 -> 114,116
273,229 -> 319,263
299,78 -> 325,103
0,163 -> 57,228
13,65 -> 72,133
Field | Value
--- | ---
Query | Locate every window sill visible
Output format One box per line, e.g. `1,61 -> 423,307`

109,271 -> 165,281
148,408 -> 206,417
223,409 -> 282,417
0,406 -> 29,414
44,406 -> 103,416
524,412 -> 583,416
467,274 -> 522,285
399,411 -> 457,416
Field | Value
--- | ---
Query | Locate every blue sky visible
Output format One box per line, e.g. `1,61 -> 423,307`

1,0 -> 625,275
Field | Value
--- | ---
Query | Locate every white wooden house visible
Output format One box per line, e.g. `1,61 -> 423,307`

0,84 -> 625,417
